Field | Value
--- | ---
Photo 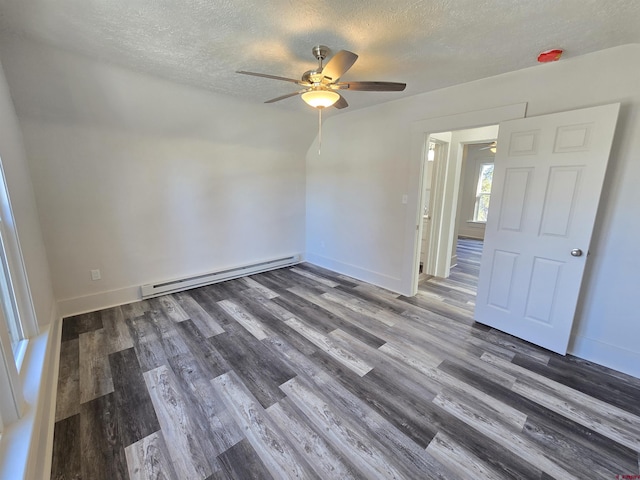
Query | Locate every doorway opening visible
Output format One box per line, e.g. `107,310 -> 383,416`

415,125 -> 498,292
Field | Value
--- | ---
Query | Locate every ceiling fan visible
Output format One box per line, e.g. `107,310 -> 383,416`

237,45 -> 406,110
480,141 -> 497,153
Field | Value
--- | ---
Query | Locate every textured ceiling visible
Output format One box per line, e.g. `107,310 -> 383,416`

1,0 -> 639,112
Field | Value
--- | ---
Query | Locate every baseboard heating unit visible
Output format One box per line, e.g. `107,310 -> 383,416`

140,254 -> 300,299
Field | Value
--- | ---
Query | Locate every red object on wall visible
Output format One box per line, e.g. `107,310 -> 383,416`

537,49 -> 563,63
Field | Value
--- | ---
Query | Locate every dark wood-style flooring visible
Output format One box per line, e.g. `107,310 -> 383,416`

51,238 -> 640,479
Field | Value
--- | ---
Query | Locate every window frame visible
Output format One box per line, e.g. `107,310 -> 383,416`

0,159 -> 36,429
472,162 -> 495,223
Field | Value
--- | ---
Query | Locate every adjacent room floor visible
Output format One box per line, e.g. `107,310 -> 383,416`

51,239 -> 640,479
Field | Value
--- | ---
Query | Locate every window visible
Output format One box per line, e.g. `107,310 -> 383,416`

0,224 -> 22,355
0,158 -> 30,432
473,163 -> 494,222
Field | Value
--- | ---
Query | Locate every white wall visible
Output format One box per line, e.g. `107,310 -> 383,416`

0,62 -> 55,328
0,37 -> 316,315
306,44 -> 640,378
0,58 -> 59,480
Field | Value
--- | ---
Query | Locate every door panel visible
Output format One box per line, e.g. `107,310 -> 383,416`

475,103 -> 620,354
498,168 -> 532,231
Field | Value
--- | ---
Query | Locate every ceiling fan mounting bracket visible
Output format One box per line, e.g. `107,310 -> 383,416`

312,45 -> 331,62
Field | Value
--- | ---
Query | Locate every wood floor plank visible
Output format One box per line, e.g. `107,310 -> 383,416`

309,346 -> 440,448
127,313 -> 168,372
377,343 -> 528,431
281,376 -> 456,480
211,371 -> 320,480
289,267 -> 341,288
79,393 -> 129,480
166,343 -> 244,455
268,268 -> 332,294
215,438 -> 275,480
293,263 -> 359,288
232,291 -> 320,357
61,311 -> 103,342
438,358 -> 640,474
79,328 -> 114,404
482,352 -> 640,452
149,295 -> 189,322
210,322 -> 295,408
175,319 -> 231,379
272,290 -> 387,348
125,431 -> 178,480
334,283 -> 407,315
121,300 -> 152,319
50,414 -> 81,480
165,349 -> 236,469
101,306 -> 134,354
286,286 -> 394,338
308,345 -> 548,479
284,317 -> 373,376
512,352 -> 640,416
143,365 -> 216,479
148,308 -> 191,358
240,276 -> 280,299
109,347 -> 161,447
174,291 -> 225,337
217,299 -> 270,340
266,399 -> 360,479
321,289 -> 399,326
426,431 -> 508,480
54,338 -> 80,422
433,389 -> 581,480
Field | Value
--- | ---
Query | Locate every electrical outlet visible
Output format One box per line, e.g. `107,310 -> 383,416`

402,194 -> 408,204
90,269 -> 101,281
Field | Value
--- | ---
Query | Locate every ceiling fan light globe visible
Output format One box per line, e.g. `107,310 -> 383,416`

301,90 -> 340,108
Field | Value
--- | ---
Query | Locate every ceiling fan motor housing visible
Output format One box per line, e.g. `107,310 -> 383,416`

302,70 -> 325,84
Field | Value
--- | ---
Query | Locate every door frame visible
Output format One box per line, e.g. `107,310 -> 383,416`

417,136 -> 448,278
406,103 -> 528,296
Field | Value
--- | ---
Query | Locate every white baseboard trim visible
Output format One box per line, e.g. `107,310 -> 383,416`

57,285 -> 141,318
0,304 -> 61,480
305,252 -> 407,295
569,335 -> 640,379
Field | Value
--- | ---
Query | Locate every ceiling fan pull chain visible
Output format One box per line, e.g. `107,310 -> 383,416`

318,107 -> 322,155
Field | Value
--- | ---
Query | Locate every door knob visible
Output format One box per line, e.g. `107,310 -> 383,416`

570,248 -> 583,257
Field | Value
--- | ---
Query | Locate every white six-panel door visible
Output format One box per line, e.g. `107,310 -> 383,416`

474,103 -> 620,354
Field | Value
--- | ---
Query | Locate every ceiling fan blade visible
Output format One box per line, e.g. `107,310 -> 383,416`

321,50 -> 358,82
334,81 -> 406,91
264,90 -> 306,103
237,70 -> 308,85
333,95 -> 349,109
479,141 -> 497,150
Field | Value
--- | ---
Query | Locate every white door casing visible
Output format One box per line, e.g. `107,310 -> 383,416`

475,103 -> 620,354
